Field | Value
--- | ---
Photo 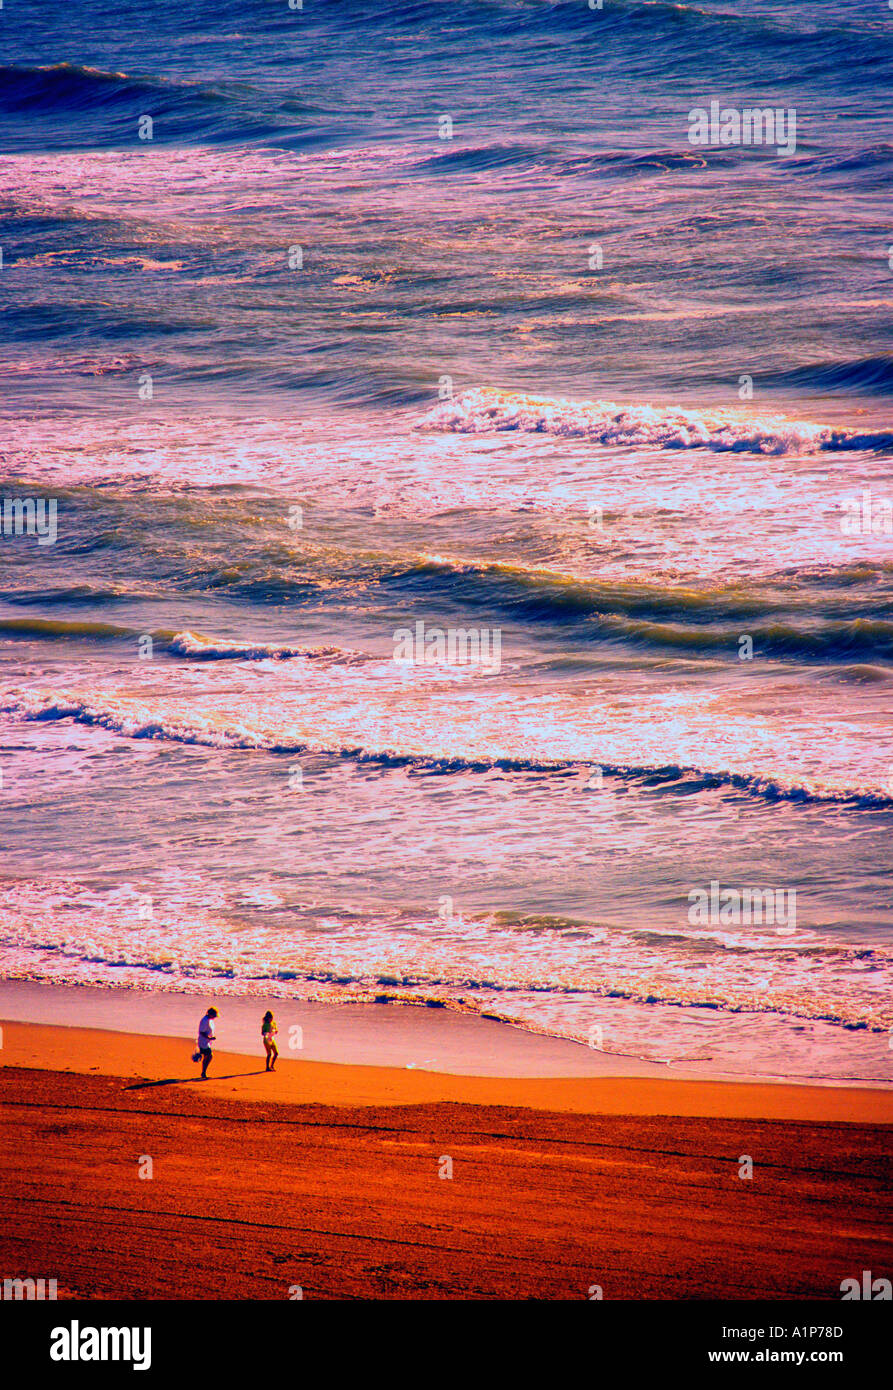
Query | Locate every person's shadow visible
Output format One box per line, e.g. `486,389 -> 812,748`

125,1071 -> 268,1089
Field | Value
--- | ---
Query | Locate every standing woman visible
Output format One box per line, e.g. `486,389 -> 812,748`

261,1011 -> 279,1072
196,1006 -> 218,1080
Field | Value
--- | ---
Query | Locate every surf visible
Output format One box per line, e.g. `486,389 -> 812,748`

418,388 -> 893,455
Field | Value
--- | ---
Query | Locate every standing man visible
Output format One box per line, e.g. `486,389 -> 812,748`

197,1007 -> 218,1079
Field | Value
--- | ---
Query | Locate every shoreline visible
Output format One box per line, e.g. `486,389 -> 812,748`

2,1021 -> 892,1122
1,977 -> 890,1094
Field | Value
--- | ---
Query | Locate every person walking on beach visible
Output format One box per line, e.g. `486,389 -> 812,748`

262,1011 -> 279,1072
196,1007 -> 218,1079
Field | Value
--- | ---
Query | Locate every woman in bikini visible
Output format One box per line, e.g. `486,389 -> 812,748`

262,1010 -> 279,1072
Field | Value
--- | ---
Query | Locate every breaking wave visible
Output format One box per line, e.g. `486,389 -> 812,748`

419,389 -> 893,455
4,691 -> 892,810
0,618 -> 362,663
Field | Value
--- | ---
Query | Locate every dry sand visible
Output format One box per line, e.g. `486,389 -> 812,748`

0,1021 -> 890,1299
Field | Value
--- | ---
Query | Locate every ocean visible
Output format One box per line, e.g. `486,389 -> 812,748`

1,0 -> 891,1082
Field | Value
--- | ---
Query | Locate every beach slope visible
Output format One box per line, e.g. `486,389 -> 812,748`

0,1023 -> 890,1300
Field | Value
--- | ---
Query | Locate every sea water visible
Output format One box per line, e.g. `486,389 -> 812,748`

1,0 -> 891,1081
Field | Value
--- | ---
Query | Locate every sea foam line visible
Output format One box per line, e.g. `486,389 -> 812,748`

3,691 -> 892,809
419,388 -> 893,455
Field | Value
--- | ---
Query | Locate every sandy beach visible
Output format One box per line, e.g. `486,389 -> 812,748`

1,1011 -> 890,1300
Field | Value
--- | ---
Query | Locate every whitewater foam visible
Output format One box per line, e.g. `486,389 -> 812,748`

419,389 -> 893,455
3,688 -> 891,809
166,631 -> 358,662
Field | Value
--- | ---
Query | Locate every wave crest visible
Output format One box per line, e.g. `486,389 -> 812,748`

166,631 -> 358,662
418,388 -> 893,455
4,692 -> 892,809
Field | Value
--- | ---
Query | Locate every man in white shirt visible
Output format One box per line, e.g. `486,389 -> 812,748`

197,1007 -> 218,1079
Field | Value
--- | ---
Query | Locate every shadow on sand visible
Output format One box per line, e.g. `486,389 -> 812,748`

124,1071 -> 269,1090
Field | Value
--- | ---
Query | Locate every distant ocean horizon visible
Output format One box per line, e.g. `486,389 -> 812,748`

1,0 -> 891,1083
